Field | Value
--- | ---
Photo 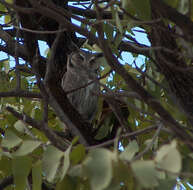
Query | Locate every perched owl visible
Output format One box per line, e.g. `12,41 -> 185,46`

61,50 -> 103,122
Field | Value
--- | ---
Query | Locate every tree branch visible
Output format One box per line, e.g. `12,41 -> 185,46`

133,123 -> 163,160
95,7 -> 193,150
0,90 -> 42,99
87,124 -> 160,149
151,0 -> 193,43
6,106 -> 69,151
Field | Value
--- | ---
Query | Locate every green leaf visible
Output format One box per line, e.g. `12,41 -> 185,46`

31,108 -> 42,121
5,0 -> 13,3
156,179 -> 177,190
42,145 -> 64,182
131,160 -> 158,188
155,140 -> 182,174
12,140 -> 41,156
0,156 -> 12,176
56,176 -> 76,190
83,148 -> 114,190
2,130 -> 22,149
68,164 -> 83,177
104,23 -> 114,42
32,160 -> 42,190
2,59 -> 10,74
12,156 -> 32,190
163,0 -> 179,8
0,3 -> 5,12
14,120 -> 26,133
70,144 -> 85,165
120,140 -> 139,161
60,145 -> 71,180
132,0 -> 151,20
104,181 -> 121,190
177,0 -> 189,14
122,0 -> 135,16
95,118 -> 112,140
4,15 -> 11,24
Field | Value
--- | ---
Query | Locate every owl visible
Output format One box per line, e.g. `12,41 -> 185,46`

61,50 -> 103,122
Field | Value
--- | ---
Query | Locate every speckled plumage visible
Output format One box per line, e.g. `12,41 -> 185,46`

61,50 -> 102,122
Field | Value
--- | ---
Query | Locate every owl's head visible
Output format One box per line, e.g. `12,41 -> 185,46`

67,50 -> 103,75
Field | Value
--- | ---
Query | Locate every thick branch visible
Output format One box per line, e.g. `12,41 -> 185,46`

88,124 -> 159,149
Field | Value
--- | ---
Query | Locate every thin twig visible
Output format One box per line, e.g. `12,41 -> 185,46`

133,123 -> 163,161
87,124 -> 159,149
0,90 -> 42,98
11,25 -> 67,34
14,15 -> 21,90
133,61 -> 170,92
65,69 -> 112,95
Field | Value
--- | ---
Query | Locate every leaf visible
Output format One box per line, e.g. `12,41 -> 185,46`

0,3 -> 5,12
155,140 -> 182,174
95,119 -> 112,140
0,156 -> 12,176
14,120 -> 26,133
60,145 -> 71,180
122,0 -> 135,16
32,160 -> 42,190
131,160 -> 158,188
120,140 -> 139,161
4,15 -> 11,24
31,108 -> 42,121
12,156 -> 32,190
163,0 -> 179,8
2,59 -> 10,74
68,164 -> 83,177
56,176 -> 76,190
104,23 -> 114,42
156,179 -> 177,190
2,130 -> 22,149
12,140 -> 41,156
177,0 -> 189,14
5,0 -> 13,3
42,145 -> 64,182
83,148 -> 113,190
132,0 -> 151,20
104,181 -> 121,190
70,144 -> 85,165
